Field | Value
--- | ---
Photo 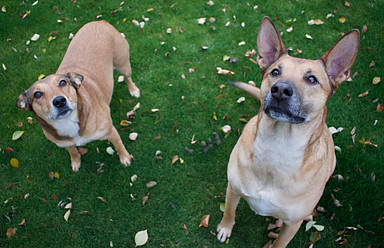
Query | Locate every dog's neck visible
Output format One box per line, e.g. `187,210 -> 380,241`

253,111 -> 327,173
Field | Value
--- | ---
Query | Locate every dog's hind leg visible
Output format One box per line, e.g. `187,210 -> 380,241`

65,146 -> 81,172
271,220 -> 303,248
113,38 -> 140,98
217,183 -> 241,243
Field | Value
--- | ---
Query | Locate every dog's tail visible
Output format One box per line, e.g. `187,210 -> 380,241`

230,81 -> 261,101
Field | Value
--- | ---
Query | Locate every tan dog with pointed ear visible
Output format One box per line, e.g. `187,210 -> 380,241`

17,21 -> 140,172
217,17 -> 359,247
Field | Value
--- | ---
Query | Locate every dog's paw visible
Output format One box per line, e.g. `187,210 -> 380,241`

129,86 -> 140,98
119,155 -> 131,167
71,161 -> 81,172
216,225 -> 232,243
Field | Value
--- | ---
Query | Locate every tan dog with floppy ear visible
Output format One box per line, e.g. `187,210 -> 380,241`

217,17 -> 359,247
17,21 -> 140,172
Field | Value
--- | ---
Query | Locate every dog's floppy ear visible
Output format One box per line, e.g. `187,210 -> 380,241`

257,16 -> 286,74
17,89 -> 32,111
66,72 -> 84,89
320,30 -> 359,89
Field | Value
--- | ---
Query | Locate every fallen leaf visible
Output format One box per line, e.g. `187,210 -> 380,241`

10,158 -> 19,168
377,103 -> 383,112
131,174 -> 138,182
64,210 -> 70,222
54,172 -> 60,179
19,219 -> 26,226
4,147 -> 14,153
106,147 -> 115,155
362,25 -> 367,33
219,203 -> 225,212
197,17 -> 206,25
1,5 -> 6,12
339,17 -> 346,23
129,132 -> 138,141
216,67 -> 234,75
305,34 -> 313,40
142,193 -> 149,205
12,131 -> 24,140
372,77 -> 380,85
286,26 -> 293,32
135,229 -> 148,246
238,41 -> 246,46
120,120 -> 131,126
31,34 -> 40,41
199,215 -> 210,227
146,181 -> 157,188
237,97 -> 245,103
326,13 -> 334,19
358,91 -> 369,97
97,196 -> 107,203
6,228 -> 16,238
221,125 -> 231,134
133,102 -> 140,111
118,75 -> 124,82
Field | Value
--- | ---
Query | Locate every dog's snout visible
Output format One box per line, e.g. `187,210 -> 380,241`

271,82 -> 293,101
53,96 -> 67,108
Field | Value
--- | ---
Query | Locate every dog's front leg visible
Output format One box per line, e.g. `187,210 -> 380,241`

217,183 -> 241,243
65,146 -> 81,172
271,220 -> 303,248
108,126 -> 131,166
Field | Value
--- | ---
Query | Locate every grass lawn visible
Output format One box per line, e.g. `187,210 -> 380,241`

1,0 -> 383,247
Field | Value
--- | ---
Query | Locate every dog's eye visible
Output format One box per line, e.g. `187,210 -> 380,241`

306,75 -> 318,84
34,91 -> 43,99
271,68 -> 280,77
59,80 -> 67,87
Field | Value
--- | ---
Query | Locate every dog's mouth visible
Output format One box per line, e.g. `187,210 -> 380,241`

264,106 -> 305,124
56,108 -> 72,119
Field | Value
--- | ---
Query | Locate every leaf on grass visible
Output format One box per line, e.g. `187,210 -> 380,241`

12,131 -> 24,140
6,228 -> 16,238
338,17 -> 346,23
199,215 -> 210,227
64,210 -> 70,222
31,34 -> 40,41
197,17 -> 206,25
172,155 -> 179,165
54,172 -> 60,179
310,231 -> 322,243
329,126 -> 343,135
97,196 -> 107,203
372,77 -> 380,85
129,132 -> 138,141
358,91 -> 369,97
237,97 -> 245,103
131,174 -> 138,182
142,193 -> 149,205
219,203 -> 226,212
135,229 -> 148,246
106,147 -> 115,155
216,67 -> 234,75
19,219 -> 26,226
10,158 -> 19,168
146,181 -> 157,188
377,103 -> 383,112
120,120 -> 131,126
221,125 -> 231,134
305,34 -> 313,40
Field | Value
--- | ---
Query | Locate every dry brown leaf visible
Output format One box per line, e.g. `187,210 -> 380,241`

199,214 -> 210,227
19,219 -> 26,226
362,25 -> 368,33
377,103 -> 383,112
146,181 -> 157,188
369,60 -> 375,67
171,155 -> 179,165
358,91 -> 369,97
142,193 -> 149,205
6,228 -> 16,238
97,196 -> 107,203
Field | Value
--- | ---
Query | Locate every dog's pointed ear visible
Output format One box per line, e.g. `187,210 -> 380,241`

66,72 -> 84,89
320,30 -> 359,89
257,16 -> 286,74
17,89 -> 32,111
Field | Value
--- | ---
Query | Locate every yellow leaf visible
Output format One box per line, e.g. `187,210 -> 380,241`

54,172 -> 60,179
12,131 -> 24,140
339,17 -> 346,23
120,120 -> 131,126
146,8 -> 153,12
10,158 -> 19,168
135,229 -> 148,246
179,158 -> 184,164
48,36 -> 53,42
37,74 -> 45,80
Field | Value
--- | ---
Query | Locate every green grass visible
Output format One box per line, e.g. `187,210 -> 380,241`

1,0 -> 383,247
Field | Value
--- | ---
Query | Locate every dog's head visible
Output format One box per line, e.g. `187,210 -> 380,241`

17,72 -> 83,121
257,17 -> 359,124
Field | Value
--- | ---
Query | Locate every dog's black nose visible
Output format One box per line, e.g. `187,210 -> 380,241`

271,82 -> 293,101
53,96 -> 67,108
